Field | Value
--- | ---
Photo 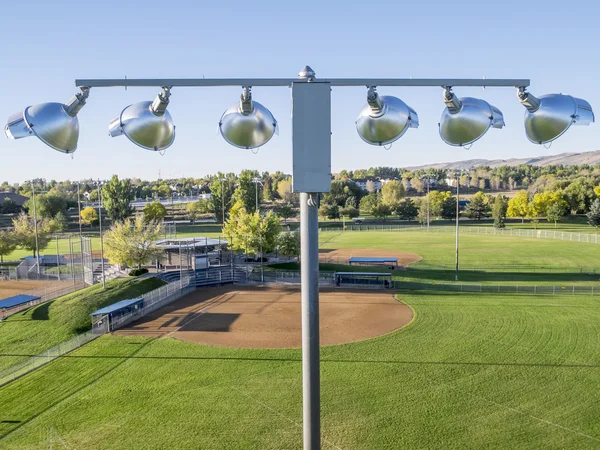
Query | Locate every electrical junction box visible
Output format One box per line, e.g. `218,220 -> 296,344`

291,82 -> 331,193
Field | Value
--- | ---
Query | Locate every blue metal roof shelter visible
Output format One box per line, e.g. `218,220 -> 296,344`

90,298 -> 144,317
348,257 -> 398,263
0,294 -> 41,310
334,272 -> 393,289
90,298 -> 144,332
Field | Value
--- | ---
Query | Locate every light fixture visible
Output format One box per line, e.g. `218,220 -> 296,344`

108,87 -> 175,151
219,86 -> 278,149
4,87 -> 90,154
518,88 -> 594,145
438,88 -> 505,147
355,87 -> 419,146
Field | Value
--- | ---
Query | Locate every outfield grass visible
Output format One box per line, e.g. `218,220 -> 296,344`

318,230 -> 600,271
1,291 -> 600,448
0,277 -> 165,372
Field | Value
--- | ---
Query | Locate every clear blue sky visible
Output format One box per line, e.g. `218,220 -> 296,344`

1,0 -> 598,183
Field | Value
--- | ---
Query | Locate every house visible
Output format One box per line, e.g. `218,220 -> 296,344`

352,178 -> 383,192
0,192 -> 28,207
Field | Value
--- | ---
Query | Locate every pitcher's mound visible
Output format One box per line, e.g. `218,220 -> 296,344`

117,286 -> 413,348
319,248 -> 422,267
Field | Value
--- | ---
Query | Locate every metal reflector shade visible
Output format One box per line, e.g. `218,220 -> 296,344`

219,101 -> 277,149
5,103 -> 79,153
524,94 -> 595,144
355,96 -> 419,146
108,101 -> 175,151
439,97 -> 505,147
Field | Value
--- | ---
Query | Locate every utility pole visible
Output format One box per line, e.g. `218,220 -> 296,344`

455,171 -> 460,282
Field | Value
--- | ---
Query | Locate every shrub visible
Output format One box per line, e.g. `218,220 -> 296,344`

128,268 -> 149,277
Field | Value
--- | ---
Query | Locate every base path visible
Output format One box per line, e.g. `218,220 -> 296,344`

117,286 -> 413,348
319,248 -> 422,267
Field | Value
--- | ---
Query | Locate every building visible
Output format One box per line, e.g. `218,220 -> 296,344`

0,192 -> 28,207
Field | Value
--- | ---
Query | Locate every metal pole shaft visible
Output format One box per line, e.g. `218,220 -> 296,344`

221,178 -> 225,225
32,183 -> 40,274
98,181 -> 106,289
300,192 -> 320,449
255,181 -> 259,213
455,176 -> 460,282
77,182 -> 83,237
70,236 -> 75,287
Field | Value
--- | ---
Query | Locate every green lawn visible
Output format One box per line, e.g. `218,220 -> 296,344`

0,277 -> 164,372
2,292 -> 600,448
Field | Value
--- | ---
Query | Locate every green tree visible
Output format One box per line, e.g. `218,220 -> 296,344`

428,191 -> 452,218
102,176 -> 134,223
441,195 -> 457,220
186,199 -> 213,223
143,202 -> 167,223
546,202 -> 565,228
80,207 -> 98,227
492,194 -> 508,228
371,203 -> 392,221
0,230 -> 17,263
12,212 -> 53,258
234,170 -> 262,213
319,203 -> 339,221
396,199 -> 418,220
507,190 -> 530,223
52,211 -> 69,232
1,198 -> 19,214
103,216 -> 165,269
466,192 -> 490,220
380,180 -> 405,212
339,206 -> 359,219
24,194 -> 67,220
595,186 -> 600,198
156,184 -> 171,198
277,232 -> 300,259
587,199 -> 600,228
276,178 -> 299,206
359,193 -> 378,215
210,173 -> 235,224
223,202 -> 281,257
273,203 -> 296,223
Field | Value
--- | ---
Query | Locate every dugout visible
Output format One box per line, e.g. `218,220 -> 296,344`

90,298 -> 144,332
334,272 -> 393,289
348,257 -> 398,270
0,294 -> 41,320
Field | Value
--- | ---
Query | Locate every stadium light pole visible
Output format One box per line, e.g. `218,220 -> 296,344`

11,66 -> 597,450
252,177 -> 262,213
421,175 -> 430,231
29,181 -> 40,275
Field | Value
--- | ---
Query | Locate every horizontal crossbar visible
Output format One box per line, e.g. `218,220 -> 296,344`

75,78 -> 530,88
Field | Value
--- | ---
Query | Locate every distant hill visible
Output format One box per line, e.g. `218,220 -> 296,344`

404,150 -> 600,171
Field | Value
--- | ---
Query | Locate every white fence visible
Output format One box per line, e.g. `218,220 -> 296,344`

321,224 -> 600,244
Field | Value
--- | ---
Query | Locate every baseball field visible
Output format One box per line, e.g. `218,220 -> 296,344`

1,230 -> 600,449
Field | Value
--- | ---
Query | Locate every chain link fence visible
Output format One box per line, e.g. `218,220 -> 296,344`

400,282 -> 600,295
320,224 -> 600,244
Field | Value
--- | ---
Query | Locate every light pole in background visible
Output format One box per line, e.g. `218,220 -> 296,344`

7,66 -> 596,450
454,170 -> 471,282
96,180 -> 106,289
219,177 -> 226,225
252,177 -> 263,213
30,181 -> 40,275
421,175 -> 430,231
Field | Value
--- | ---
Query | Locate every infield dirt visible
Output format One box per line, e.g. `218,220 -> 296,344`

117,285 -> 413,348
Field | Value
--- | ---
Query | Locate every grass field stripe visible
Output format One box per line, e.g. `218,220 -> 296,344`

468,393 -> 600,443
230,385 -> 343,450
